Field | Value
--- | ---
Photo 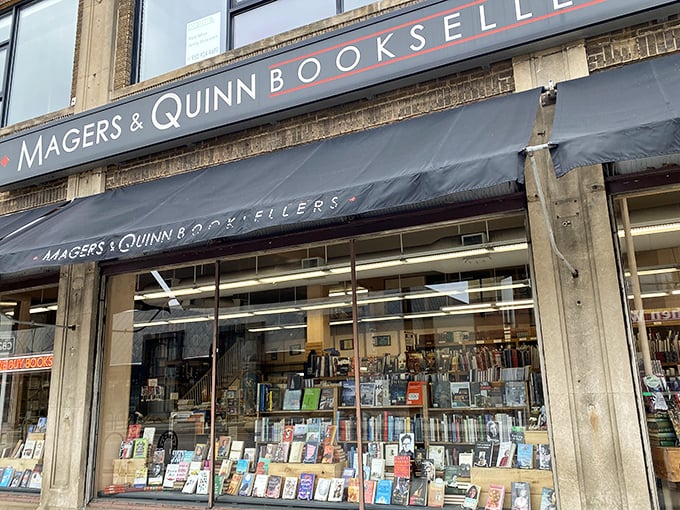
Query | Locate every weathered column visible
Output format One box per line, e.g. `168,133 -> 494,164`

514,44 -> 655,509
37,1 -> 117,509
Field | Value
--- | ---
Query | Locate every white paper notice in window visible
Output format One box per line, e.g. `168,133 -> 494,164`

186,12 -> 221,66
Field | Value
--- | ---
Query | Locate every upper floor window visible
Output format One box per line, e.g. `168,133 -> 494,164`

136,0 -> 377,83
2,0 -> 78,126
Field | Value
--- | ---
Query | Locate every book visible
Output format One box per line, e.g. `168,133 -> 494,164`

225,473 -> 242,495
293,424 -> 308,442
393,454 -> 412,478
406,381 -> 425,405
273,442 -> 290,463
19,468 -> 32,488
319,387 -> 336,410
256,458 -> 270,474
511,481 -> 531,510
342,380 -> 357,406
420,459 -> 436,481
282,389 -> 302,410
297,472 -> 316,500
510,426 -> 526,444
119,440 -> 134,459
181,473 -> 199,493
133,438 -> 148,459
539,487 -> 557,510
252,473 -> 269,497
484,483 -> 505,510
328,477 -> 346,502
28,464 -> 43,490
126,424 -> 142,440
450,382 -> 471,407
517,443 -> 534,469
143,426 -> 156,445
364,479 -> 377,504
427,478 -> 445,507
148,463 -> 164,486
324,423 -> 338,446
321,443 -> 335,463
496,441 -> 516,467
229,440 -> 245,461
314,477 -> 332,501
505,381 -> 527,406
1,467 -> 16,487
282,425 -> 295,443
370,457 -> 386,480
235,458 -> 250,474
347,478 -> 361,503
21,439 -> 36,459
162,464 -> 180,489
302,442 -> 319,463
215,474 -> 226,496
289,441 -> 305,463
217,436 -> 232,458
536,443 -> 552,470
409,477 -> 428,506
196,470 -> 210,495
385,443 -> 398,466
238,472 -> 254,496
218,459 -> 233,477
243,447 -> 257,463
302,387 -> 322,410
391,476 -> 410,505
428,445 -> 446,470
459,452 -> 473,477
281,476 -> 298,499
473,441 -> 494,468
360,382 -> 376,405
463,484 -> 481,509
266,474 -> 282,498
374,479 -> 393,504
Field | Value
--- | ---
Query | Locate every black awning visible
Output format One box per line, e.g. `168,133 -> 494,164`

0,203 -> 69,241
0,88 -> 540,274
550,52 -> 680,176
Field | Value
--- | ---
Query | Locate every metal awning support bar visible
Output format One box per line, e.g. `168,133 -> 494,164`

524,144 -> 579,279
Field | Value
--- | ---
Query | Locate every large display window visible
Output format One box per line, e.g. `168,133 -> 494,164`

0,284 -> 57,492
95,214 -> 554,508
615,189 -> 680,509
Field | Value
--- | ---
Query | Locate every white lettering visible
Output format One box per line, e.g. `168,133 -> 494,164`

377,34 -> 395,62
18,137 -> 43,172
43,136 -> 60,160
554,0 -> 573,8
336,46 -> 361,72
443,13 -> 462,41
237,75 -> 256,103
82,122 -> 95,148
514,0 -> 532,20
152,93 -> 182,130
409,24 -> 426,51
298,58 -> 321,83
63,128 -> 81,153
270,68 -> 284,93
479,6 -> 497,31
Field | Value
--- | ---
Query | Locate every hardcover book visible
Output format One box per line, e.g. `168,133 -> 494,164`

28,465 -> 43,490
126,424 -> 142,440
21,439 -> 36,459
196,470 -> 210,495
162,464 -> 179,489
281,476 -> 298,499
427,478 -> 445,507
301,387 -> 322,410
505,381 -> 527,406
238,472 -> 254,496
321,444 -> 335,463
19,469 -> 32,488
235,458 -> 250,474
225,473 -> 242,495
473,441 -> 494,468
314,477 -> 332,501
148,463 -> 164,485
364,479 -> 376,504
266,474 -> 283,498
484,483 -> 505,510
463,484 -> 481,509
252,473 -> 270,497
516,443 -> 534,469
302,442 -> 319,463
319,387 -> 336,410
393,455 -> 412,478
374,479 -> 393,504
289,441 -> 305,463
360,382 -> 376,406
229,440 -> 245,461
536,444 -> 552,470
496,441 -> 516,468
217,435 -> 232,458
282,425 -> 295,443
391,476 -> 410,505
458,452 -> 473,477
273,442 -> 290,463
428,445 -> 446,470
328,477 -> 345,502
511,481 -> 531,510
282,389 -> 302,410
540,487 -> 557,510
347,478 -> 360,503
297,473 -> 316,500
450,382 -> 471,407
181,473 -> 199,494
385,443 -> 398,466
370,457 -> 386,480
409,477 -> 428,506
342,380 -> 356,406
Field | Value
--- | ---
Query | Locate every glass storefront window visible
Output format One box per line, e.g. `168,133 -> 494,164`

0,284 -> 57,492
615,190 -> 680,509
96,214 -> 553,507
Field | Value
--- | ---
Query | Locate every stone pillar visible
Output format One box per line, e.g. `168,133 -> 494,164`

514,45 -> 655,508
37,1 -> 118,508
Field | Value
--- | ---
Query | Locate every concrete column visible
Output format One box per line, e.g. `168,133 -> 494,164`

37,1 -> 118,508
514,45 -> 655,508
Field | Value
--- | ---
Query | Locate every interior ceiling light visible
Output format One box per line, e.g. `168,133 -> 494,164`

624,267 -> 680,277
627,292 -> 670,299
617,222 -> 680,237
259,270 -> 327,284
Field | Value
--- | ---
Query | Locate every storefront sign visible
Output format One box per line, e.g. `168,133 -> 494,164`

0,0 -> 673,188
0,353 -> 53,373
632,309 -> 680,324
